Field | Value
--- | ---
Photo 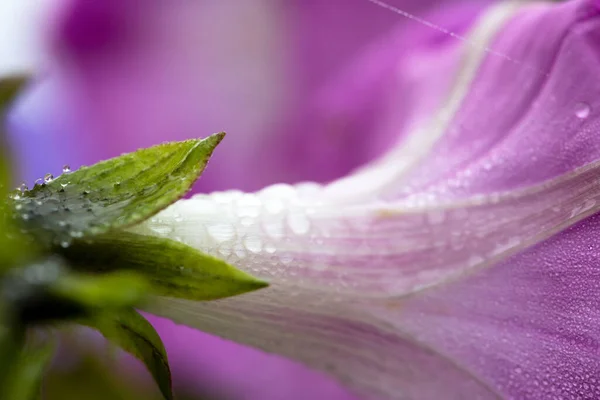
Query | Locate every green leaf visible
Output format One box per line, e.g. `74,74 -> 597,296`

3,338 -> 55,400
51,271 -> 149,311
85,309 -> 173,400
12,133 -> 225,248
3,257 -> 148,325
59,231 -> 268,301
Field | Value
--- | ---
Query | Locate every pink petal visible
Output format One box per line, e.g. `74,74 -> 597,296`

399,213 -> 600,399
141,1 -> 600,398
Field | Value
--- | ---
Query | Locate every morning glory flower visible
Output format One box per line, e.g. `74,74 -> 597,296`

130,1 -> 600,399
8,0 -> 600,399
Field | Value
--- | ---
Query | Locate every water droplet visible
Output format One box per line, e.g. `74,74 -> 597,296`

62,165 -> 71,173
21,214 -> 30,221
207,223 -> 235,242
34,178 -> 43,187
280,254 -> 294,264
575,102 -> 591,119
234,243 -> 246,258
259,183 -> 297,199
44,173 -> 54,183
218,246 -> 232,257
14,204 -> 22,211
69,231 -> 83,238
236,194 -> 261,218
150,225 -> 174,236
263,219 -> 284,238
295,182 -> 322,198
18,183 -> 28,193
60,240 -> 71,248
244,236 -> 262,253
264,198 -> 285,214
241,217 -> 254,227
288,212 -> 310,235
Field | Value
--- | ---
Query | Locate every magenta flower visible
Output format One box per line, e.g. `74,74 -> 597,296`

8,0 -> 600,399
128,1 -> 600,398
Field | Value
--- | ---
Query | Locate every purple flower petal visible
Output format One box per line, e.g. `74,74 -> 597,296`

137,1 -> 600,398
399,212 -> 600,399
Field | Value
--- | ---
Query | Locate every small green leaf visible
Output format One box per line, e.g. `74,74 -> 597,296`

3,338 -> 55,400
13,133 -> 225,247
60,231 -> 268,301
85,309 -> 173,400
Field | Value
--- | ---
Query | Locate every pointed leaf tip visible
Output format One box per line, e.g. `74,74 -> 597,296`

12,134 -> 225,248
60,231 -> 269,301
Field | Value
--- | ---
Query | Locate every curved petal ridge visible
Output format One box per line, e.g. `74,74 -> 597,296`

134,158 -> 600,298
401,1 -> 600,200
146,288 -> 502,400
321,0 -> 526,203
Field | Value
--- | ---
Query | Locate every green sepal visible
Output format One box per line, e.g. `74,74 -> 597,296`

12,134 -> 225,248
60,231 -> 268,301
2,257 -> 149,326
84,309 -> 173,400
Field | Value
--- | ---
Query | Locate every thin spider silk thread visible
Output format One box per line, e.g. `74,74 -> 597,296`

365,0 -> 550,78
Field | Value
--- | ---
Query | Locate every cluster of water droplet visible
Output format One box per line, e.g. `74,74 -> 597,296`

137,183 -> 328,279
7,164 -> 99,248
